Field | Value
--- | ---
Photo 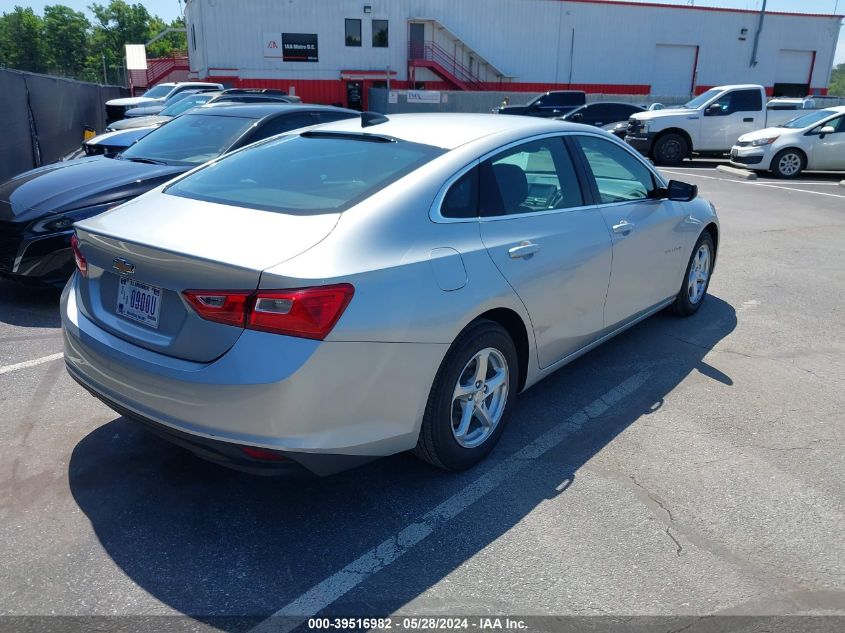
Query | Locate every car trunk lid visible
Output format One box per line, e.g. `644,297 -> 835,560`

73,192 -> 340,362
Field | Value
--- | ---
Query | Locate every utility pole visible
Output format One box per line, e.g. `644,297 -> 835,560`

102,53 -> 107,84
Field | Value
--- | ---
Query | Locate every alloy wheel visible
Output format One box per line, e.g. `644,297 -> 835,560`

687,243 -> 711,305
451,348 -> 509,448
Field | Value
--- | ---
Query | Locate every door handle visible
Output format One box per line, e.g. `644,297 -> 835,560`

508,241 -> 541,259
612,221 -> 635,235
743,117 -> 754,122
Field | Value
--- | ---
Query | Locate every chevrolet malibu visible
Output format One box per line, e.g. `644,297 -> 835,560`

62,114 -> 719,475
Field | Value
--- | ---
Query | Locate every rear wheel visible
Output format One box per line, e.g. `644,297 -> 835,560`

652,133 -> 689,166
414,320 -> 518,470
770,149 -> 804,179
671,232 -> 714,317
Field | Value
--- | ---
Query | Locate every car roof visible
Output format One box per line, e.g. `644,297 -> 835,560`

308,113 -> 590,150
184,103 -> 358,120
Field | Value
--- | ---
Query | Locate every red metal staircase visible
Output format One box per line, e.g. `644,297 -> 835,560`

408,41 -> 485,90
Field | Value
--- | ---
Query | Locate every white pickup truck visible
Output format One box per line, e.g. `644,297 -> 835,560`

625,84 -> 813,165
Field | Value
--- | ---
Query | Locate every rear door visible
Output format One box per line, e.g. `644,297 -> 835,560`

808,114 -> 845,170
572,135 -> 689,328
477,136 -> 612,368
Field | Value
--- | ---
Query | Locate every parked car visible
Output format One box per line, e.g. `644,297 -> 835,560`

122,88 -> 218,118
82,126 -> 158,156
106,89 -> 302,134
0,104 -> 357,286
104,92 -> 221,133
560,102 -> 645,128
625,84 -> 819,165
105,82 -> 223,123
62,113 -> 719,476
729,106 -> 845,178
497,90 -> 587,117
766,97 -> 816,111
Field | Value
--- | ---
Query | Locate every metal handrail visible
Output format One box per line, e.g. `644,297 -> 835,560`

409,40 -> 484,89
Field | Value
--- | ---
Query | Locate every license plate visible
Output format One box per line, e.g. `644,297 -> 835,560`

116,278 -> 162,329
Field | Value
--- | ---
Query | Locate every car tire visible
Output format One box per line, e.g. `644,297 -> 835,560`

770,149 -> 805,179
414,320 -> 519,471
671,231 -> 715,317
652,133 -> 689,166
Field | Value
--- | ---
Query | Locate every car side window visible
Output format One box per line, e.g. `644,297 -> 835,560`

575,135 -> 658,204
479,137 -> 584,217
441,167 -> 479,219
825,115 -> 845,133
317,112 -> 356,124
254,113 -> 316,140
709,89 -> 762,116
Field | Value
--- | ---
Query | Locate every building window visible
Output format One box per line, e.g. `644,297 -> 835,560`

345,19 -> 362,46
372,19 -> 388,47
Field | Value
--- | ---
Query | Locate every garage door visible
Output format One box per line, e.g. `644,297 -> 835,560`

776,49 -> 814,84
651,44 -> 697,97
774,49 -> 814,97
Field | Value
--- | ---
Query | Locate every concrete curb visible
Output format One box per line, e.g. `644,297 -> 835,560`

716,165 -> 758,180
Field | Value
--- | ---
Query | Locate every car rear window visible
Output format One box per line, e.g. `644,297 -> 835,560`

165,133 -> 445,215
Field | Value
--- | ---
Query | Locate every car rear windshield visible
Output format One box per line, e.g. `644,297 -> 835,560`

164,133 -> 445,215
781,109 -> 839,129
120,113 -> 254,166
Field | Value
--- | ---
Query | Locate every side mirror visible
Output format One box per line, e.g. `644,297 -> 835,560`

705,103 -> 723,116
819,125 -> 836,139
570,112 -> 583,121
666,180 -> 698,202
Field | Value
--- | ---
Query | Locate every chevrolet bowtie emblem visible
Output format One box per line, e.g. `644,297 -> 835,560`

112,258 -> 135,275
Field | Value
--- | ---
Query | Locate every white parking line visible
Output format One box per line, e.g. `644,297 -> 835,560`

249,371 -> 652,633
0,352 -> 64,375
661,169 -> 845,198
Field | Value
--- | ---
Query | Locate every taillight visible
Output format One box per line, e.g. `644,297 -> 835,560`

182,283 -> 354,340
70,234 -> 87,277
182,291 -> 252,328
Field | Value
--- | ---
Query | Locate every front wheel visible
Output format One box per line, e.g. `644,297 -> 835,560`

770,149 -> 804,179
671,232 -> 715,317
652,133 -> 689,166
414,320 -> 518,470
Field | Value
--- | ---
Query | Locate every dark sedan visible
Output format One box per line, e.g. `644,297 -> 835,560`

559,102 -> 646,137
0,104 -> 357,286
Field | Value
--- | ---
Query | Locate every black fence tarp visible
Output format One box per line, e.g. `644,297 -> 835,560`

0,69 -> 127,183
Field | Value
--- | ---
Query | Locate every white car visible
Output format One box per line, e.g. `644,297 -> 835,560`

729,106 -> 845,178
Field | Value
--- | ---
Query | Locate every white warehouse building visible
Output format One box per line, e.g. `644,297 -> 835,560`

184,0 -> 843,110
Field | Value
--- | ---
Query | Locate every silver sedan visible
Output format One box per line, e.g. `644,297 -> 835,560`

61,113 -> 719,475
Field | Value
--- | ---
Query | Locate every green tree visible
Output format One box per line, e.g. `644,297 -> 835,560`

829,63 -> 845,97
42,5 -> 90,78
0,6 -> 48,74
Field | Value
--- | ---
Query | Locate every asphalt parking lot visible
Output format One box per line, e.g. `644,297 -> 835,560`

1,160 -> 843,630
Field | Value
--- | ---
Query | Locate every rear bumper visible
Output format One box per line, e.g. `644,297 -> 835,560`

625,133 -> 655,156
61,275 -> 448,473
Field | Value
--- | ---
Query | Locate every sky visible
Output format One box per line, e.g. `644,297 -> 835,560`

4,0 -> 844,64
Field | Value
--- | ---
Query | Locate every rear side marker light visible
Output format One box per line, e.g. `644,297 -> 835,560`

182,283 -> 354,340
70,234 -> 88,277
240,446 -> 290,462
